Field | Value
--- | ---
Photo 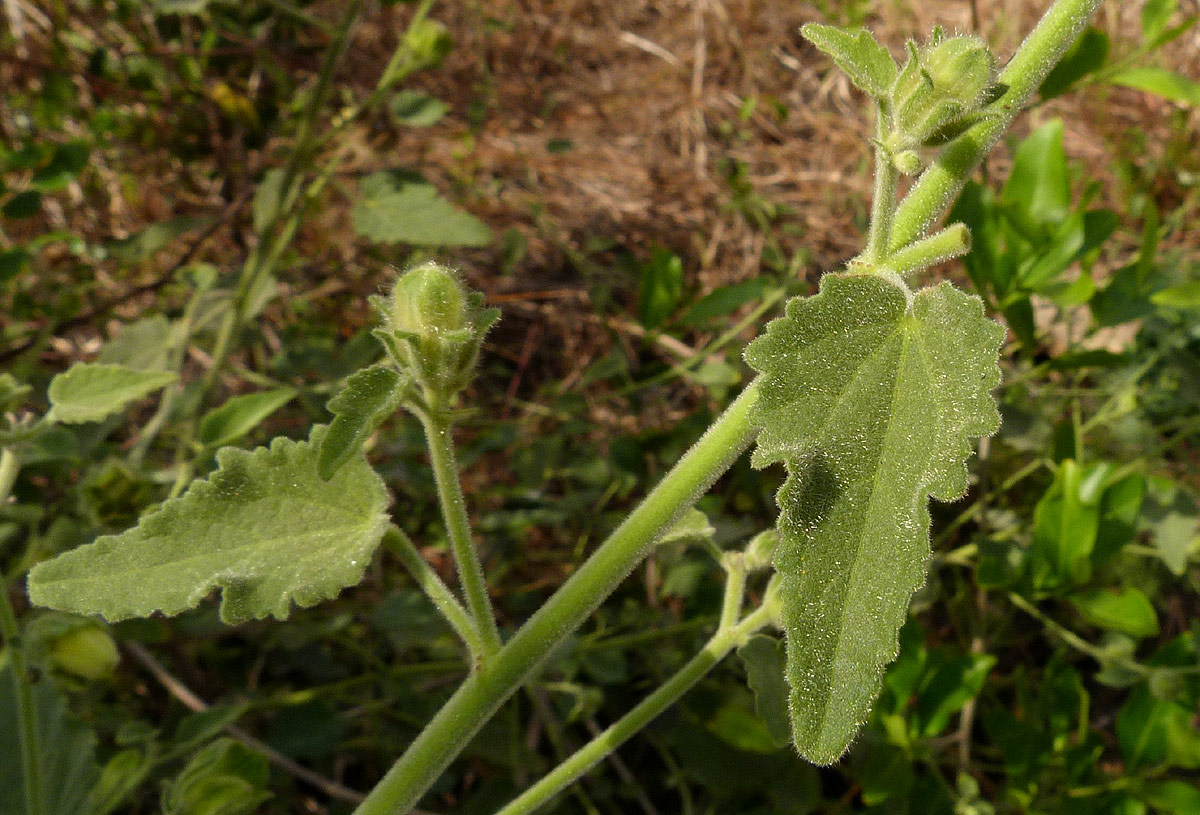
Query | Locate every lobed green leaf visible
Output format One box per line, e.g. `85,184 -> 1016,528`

745,273 -> 1002,763
800,23 -> 898,99
28,426 -> 390,624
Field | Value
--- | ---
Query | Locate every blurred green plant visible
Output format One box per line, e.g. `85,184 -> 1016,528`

3,0 -> 1199,814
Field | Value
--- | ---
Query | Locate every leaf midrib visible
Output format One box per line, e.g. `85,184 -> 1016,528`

814,310 -> 946,739
40,511 -> 377,589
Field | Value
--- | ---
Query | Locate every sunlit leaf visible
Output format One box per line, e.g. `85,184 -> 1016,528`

351,169 -> 491,247
801,23 -> 898,98
745,273 -> 1002,763
1070,587 -> 1160,639
1109,67 -> 1200,107
197,387 -> 297,449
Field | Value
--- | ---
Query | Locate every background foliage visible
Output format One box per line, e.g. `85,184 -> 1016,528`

1,1 -> 1198,814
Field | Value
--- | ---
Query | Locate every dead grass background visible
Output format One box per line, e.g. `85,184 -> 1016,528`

3,0 -> 1199,415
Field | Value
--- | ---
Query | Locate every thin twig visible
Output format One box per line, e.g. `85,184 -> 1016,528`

124,642 -> 371,806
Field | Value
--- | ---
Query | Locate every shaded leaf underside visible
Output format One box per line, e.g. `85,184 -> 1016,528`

745,273 -> 1002,764
28,427 -> 389,624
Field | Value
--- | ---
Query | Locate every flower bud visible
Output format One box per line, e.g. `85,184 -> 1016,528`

743,530 -> 780,572
390,263 -> 468,336
374,263 -> 499,408
923,36 -> 995,110
892,149 -> 922,175
50,625 -> 120,681
888,34 -> 997,151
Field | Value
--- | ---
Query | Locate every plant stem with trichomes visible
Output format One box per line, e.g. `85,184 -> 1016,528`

353,381 -> 759,815
419,410 -> 503,659
496,583 -> 775,815
383,525 -> 486,662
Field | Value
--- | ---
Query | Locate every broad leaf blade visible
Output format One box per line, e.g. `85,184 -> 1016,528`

1109,67 -> 1200,107
97,315 -> 175,372
318,365 -> 404,480
801,23 -> 898,99
351,169 -> 491,247
47,363 -> 177,424
745,273 -> 1002,764
1002,119 -> 1069,238
28,426 -> 389,623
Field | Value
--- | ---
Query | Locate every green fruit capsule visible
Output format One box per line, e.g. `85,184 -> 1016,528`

50,625 -> 120,681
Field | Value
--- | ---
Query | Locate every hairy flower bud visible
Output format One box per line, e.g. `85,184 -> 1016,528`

923,36 -> 995,110
373,263 -> 499,409
892,149 -> 923,175
888,34 -> 997,151
390,263 -> 468,336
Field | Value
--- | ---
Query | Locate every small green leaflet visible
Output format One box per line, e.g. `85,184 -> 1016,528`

737,634 -> 792,748
47,363 -> 177,424
744,273 -> 1002,764
318,365 -> 405,480
28,426 -> 389,624
800,23 -> 898,99
197,387 -> 297,449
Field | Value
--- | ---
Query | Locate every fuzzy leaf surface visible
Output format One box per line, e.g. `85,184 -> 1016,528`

46,363 -> 177,424
744,273 -> 1002,764
318,365 -> 404,480
28,427 -> 389,623
800,23 -> 898,99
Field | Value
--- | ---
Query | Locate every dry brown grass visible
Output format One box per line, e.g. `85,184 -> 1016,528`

4,0 -> 1199,412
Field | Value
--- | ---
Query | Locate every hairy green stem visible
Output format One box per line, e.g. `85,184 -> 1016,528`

383,526 -> 484,661
883,223 -> 972,279
718,554 -> 747,631
865,110 -> 900,264
353,381 -> 759,815
889,0 -> 1106,252
495,602 -> 775,815
0,448 -> 42,815
420,412 -> 502,658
